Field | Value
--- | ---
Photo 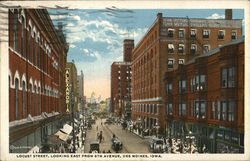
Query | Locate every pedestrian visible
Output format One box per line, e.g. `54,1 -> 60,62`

96,125 -> 98,131
97,132 -> 99,140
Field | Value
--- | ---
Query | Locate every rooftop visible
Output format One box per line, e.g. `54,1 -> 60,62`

186,36 -> 244,65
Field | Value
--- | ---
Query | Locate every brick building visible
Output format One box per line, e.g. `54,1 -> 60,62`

8,9 -> 69,152
131,11 -> 242,134
164,37 -> 244,153
111,39 -> 134,119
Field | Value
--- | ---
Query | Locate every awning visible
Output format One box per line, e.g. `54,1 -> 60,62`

54,131 -> 69,142
168,44 -> 174,49
60,124 -> 73,135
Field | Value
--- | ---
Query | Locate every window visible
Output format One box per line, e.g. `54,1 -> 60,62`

190,29 -> 196,38
166,103 -> 173,115
191,74 -> 207,91
190,44 -> 197,55
231,31 -> 237,40
21,17 -> 26,57
168,29 -> 174,37
217,100 -> 221,120
33,37 -> 36,65
178,59 -> 184,65
13,10 -> 19,52
29,83 -> 33,115
166,82 -> 173,95
15,79 -> 19,120
178,103 -> 187,116
34,85 -> 37,115
37,38 -> 40,68
178,44 -> 184,54
28,26 -> 32,62
221,67 -> 236,88
168,59 -> 174,69
218,30 -> 225,39
211,101 -> 216,119
154,105 -> 158,114
217,100 -> 235,121
22,81 -> 26,118
194,100 -> 206,119
178,29 -> 184,38
168,44 -> 174,54
203,45 -> 210,53
203,30 -> 210,39
178,80 -> 187,94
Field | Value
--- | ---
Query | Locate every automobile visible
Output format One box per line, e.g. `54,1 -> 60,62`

149,138 -> 167,153
111,138 -> 123,153
89,141 -> 100,153
104,119 -> 113,125
89,119 -> 96,124
88,123 -> 92,129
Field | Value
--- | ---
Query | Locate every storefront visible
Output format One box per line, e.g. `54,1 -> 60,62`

166,120 -> 244,153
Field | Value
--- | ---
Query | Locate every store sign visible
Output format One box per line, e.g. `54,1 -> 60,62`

65,69 -> 70,112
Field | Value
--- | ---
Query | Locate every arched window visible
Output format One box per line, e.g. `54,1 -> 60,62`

13,10 -> 19,52
21,16 -> 26,57
15,78 -> 19,120
28,25 -> 32,62
38,86 -> 41,114
37,37 -> 40,68
34,85 -> 37,115
33,33 -> 36,66
29,83 -> 33,115
22,81 -> 26,118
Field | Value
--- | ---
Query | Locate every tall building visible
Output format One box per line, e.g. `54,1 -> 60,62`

131,12 -> 242,133
77,70 -> 84,113
8,9 -> 69,152
164,38 -> 244,153
111,39 -> 134,119
65,62 -> 78,114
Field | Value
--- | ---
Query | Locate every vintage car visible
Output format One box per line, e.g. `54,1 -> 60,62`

111,138 -> 123,152
149,138 -> 167,153
89,141 -> 100,153
104,119 -> 113,125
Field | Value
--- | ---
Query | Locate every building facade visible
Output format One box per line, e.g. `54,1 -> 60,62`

111,39 -> 134,119
164,38 -> 244,153
77,70 -> 85,113
65,62 -> 78,114
9,9 -> 69,152
131,12 -> 242,134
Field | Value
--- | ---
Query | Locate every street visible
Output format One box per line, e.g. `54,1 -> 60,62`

84,118 -> 150,153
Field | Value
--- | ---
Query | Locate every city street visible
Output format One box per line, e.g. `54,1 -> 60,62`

84,118 -> 150,153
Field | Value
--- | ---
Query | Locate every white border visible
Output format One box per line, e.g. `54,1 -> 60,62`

0,0 -> 249,161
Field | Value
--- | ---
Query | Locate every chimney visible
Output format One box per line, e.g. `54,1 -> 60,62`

225,9 -> 232,20
157,13 -> 162,19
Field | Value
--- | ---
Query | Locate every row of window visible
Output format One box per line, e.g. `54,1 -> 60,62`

166,67 -> 236,93
167,59 -> 185,68
166,100 -> 236,121
9,76 -> 59,121
132,104 -> 159,114
167,43 -> 211,55
167,28 -> 237,40
11,9 -> 58,75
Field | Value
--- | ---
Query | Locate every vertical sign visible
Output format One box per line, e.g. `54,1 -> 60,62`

65,68 -> 70,112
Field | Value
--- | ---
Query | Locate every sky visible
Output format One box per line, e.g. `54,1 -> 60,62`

49,9 -> 244,99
